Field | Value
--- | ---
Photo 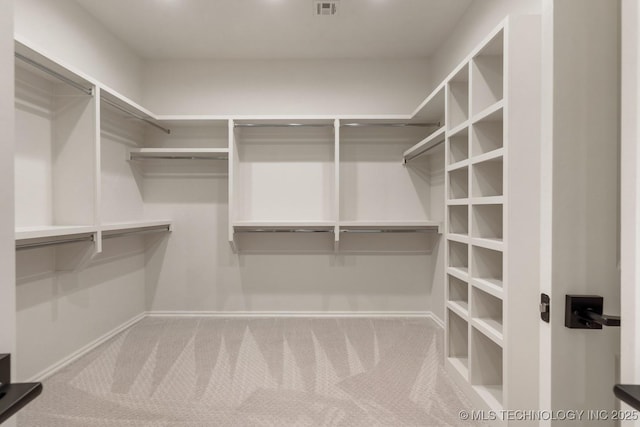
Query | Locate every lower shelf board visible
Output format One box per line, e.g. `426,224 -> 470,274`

448,267 -> 470,281
471,278 -> 503,299
473,384 -> 503,411
472,318 -> 504,346
447,300 -> 469,318
447,357 -> 469,380
15,225 -> 97,240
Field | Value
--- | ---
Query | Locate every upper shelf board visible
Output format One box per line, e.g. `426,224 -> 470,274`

15,40 -> 94,95
411,86 -> 445,123
129,148 -> 229,160
15,225 -> 97,241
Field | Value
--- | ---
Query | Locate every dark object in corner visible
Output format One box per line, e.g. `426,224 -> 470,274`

0,354 -> 42,425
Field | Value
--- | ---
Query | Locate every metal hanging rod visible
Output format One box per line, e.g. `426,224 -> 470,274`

16,234 -> 95,251
234,122 -> 440,129
235,123 -> 333,128
101,97 -> 171,135
403,139 -> 446,163
340,229 -> 438,233
102,226 -> 171,240
341,122 -> 440,128
15,52 -> 94,96
235,229 -> 333,233
130,155 -> 228,161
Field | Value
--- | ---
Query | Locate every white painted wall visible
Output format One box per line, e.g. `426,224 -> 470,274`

142,58 -> 431,115
16,242 -> 146,380
429,0 -> 542,88
142,127 -> 442,315
14,0 -> 144,102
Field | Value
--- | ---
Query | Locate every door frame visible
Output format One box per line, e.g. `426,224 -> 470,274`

620,0 -> 640,417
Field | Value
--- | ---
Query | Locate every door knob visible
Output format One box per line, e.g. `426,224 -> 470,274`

565,295 -> 621,329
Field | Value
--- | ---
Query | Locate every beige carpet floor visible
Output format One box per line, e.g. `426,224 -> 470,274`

19,317 -> 484,426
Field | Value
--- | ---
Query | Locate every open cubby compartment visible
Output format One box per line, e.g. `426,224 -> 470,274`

447,309 -> 469,365
447,64 -> 470,130
471,286 -> 503,336
472,204 -> 503,241
448,167 -> 469,200
471,245 -> 503,287
448,274 -> 469,310
471,29 -> 504,116
472,159 -> 503,198
234,122 -> 335,223
340,125 -> 431,222
448,205 -> 469,235
448,126 -> 469,165
471,111 -> 503,158
15,59 -> 96,229
470,328 -> 503,408
448,240 -> 469,273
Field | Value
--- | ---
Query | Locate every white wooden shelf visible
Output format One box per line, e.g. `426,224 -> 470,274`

448,357 -> 469,380
471,278 -> 504,299
403,126 -> 445,163
101,220 -> 172,240
447,198 -> 470,206
470,148 -> 504,165
471,237 -> 504,252
447,233 -> 469,244
447,159 -> 470,172
471,100 -> 504,125
233,221 -> 335,232
129,148 -> 229,160
473,385 -> 503,412
101,88 -> 169,134
447,267 -> 469,282
447,121 -> 470,138
102,220 -> 172,233
411,85 -> 445,123
340,221 -> 441,233
15,225 -> 97,241
470,196 -> 504,205
447,300 -> 469,319
473,318 -> 503,345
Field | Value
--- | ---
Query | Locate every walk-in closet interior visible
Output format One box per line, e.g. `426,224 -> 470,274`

0,0 -> 625,425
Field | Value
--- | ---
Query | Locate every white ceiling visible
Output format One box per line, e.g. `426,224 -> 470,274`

73,0 -> 472,60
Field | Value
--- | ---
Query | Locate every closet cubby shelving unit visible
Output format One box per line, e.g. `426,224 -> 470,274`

441,16 -> 541,415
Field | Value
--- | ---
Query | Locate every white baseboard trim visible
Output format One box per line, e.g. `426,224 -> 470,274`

146,310 -> 445,327
26,310 -> 444,382
26,312 -> 146,383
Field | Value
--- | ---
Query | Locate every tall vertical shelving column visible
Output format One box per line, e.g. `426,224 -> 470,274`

468,27 -> 505,411
444,16 -> 541,417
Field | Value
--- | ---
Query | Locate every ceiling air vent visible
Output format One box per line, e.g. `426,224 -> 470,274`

314,1 -> 338,16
